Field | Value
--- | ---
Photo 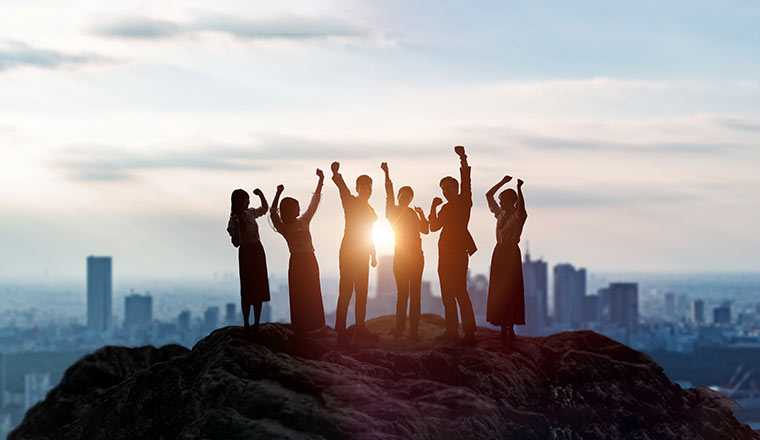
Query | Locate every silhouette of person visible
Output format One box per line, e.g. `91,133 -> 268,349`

429,146 -> 478,344
381,162 -> 429,341
270,169 -> 327,336
331,161 -> 378,346
485,176 -> 527,344
227,188 -> 271,333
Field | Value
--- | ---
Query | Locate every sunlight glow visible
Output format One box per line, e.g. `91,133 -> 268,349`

372,219 -> 395,255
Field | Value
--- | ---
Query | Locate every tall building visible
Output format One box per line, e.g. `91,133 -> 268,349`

24,372 -> 51,410
87,256 -> 112,331
713,304 -> 731,325
522,252 -> 548,335
375,255 -> 395,297
225,303 -> 237,325
468,273 -> 489,322
0,351 -> 5,408
582,294 -> 599,324
204,306 -> 220,331
664,292 -> 675,317
553,263 -> 586,328
692,299 -> 705,324
177,310 -> 191,332
124,293 -> 152,330
608,283 -> 638,332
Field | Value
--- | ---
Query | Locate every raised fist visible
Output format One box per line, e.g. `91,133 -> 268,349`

432,197 -> 443,206
380,162 -> 388,173
454,145 -> 466,157
331,161 -> 340,173
503,175 -> 513,183
316,168 -> 324,179
414,206 -> 424,214
517,179 -> 524,187
276,184 -> 284,192
253,188 -> 263,196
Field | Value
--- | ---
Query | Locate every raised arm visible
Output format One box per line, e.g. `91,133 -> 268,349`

486,175 -> 512,216
251,188 -> 269,217
269,185 -> 285,233
381,162 -> 395,216
428,197 -> 443,232
517,179 -> 527,217
301,169 -> 324,224
330,161 -> 351,204
454,146 -> 472,203
414,206 -> 430,234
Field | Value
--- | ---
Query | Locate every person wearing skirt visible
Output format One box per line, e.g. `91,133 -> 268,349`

485,175 -> 527,344
228,188 -> 271,333
270,169 -> 326,335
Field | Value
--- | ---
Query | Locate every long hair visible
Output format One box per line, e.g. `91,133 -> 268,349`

231,189 -> 249,235
280,197 -> 300,223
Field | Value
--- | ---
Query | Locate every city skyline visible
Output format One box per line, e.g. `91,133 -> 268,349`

1,1 -> 760,280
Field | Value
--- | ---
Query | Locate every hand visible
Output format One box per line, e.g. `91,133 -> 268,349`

331,161 -> 340,174
370,255 -> 377,268
414,206 -> 424,214
454,145 -> 466,157
517,179 -> 524,187
432,197 -> 443,206
380,162 -> 388,173
276,184 -> 284,193
316,168 -> 324,179
503,175 -> 513,183
253,188 -> 263,196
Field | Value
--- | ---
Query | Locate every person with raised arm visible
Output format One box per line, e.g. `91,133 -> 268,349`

485,176 -> 528,345
428,146 -> 478,344
381,162 -> 429,341
331,161 -> 378,346
227,187 -> 271,334
270,169 -> 327,337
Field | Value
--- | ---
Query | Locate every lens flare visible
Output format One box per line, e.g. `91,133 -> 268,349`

372,219 -> 395,255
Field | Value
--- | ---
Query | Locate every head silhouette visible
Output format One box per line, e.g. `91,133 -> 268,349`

356,174 -> 373,201
231,189 -> 250,215
280,197 -> 300,222
439,176 -> 459,202
499,189 -> 517,211
398,186 -> 414,207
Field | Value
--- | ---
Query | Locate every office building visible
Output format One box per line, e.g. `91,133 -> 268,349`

204,306 -> 220,331
87,256 -> 112,331
553,263 -> 586,328
692,299 -> 705,324
178,310 -> 191,332
124,293 -> 152,330
608,283 -> 638,332
225,303 -> 237,325
713,305 -> 731,326
523,252 -> 548,335
664,292 -> 675,317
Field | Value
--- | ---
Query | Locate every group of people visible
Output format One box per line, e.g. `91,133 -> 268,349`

226,146 -> 527,346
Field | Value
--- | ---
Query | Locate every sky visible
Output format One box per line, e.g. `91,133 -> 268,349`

0,0 -> 759,281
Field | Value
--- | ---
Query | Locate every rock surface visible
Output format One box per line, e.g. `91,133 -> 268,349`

10,314 -> 759,439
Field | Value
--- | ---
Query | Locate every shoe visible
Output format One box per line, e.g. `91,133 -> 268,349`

435,331 -> 459,343
460,332 -> 476,346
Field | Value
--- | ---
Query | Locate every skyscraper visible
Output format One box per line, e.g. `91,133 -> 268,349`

177,310 -> 191,332
522,252 -> 548,335
553,263 -> 586,328
664,292 -> 675,317
608,282 -> 638,332
204,306 -> 220,332
0,351 -> 5,408
87,256 -> 112,331
225,303 -> 237,325
692,299 -> 705,324
124,293 -> 152,330
713,304 -> 731,325
24,372 -> 51,410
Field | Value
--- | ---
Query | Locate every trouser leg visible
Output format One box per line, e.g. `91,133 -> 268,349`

409,255 -> 423,333
335,254 -> 354,333
438,253 -> 459,334
354,255 -> 369,328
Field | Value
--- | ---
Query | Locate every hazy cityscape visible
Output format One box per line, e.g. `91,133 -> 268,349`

1,253 -> 759,437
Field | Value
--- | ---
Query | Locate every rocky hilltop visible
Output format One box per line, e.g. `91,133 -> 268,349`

10,314 -> 759,439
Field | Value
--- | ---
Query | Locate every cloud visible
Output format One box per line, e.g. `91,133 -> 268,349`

54,134 -> 417,181
93,17 -> 181,39
711,117 -> 760,133
0,41 -> 103,72
94,13 -> 372,42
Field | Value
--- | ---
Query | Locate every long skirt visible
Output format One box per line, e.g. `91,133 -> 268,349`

288,251 -> 326,331
239,241 -> 270,304
486,242 -> 525,326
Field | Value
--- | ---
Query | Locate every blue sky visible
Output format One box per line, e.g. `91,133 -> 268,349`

0,0 -> 758,279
